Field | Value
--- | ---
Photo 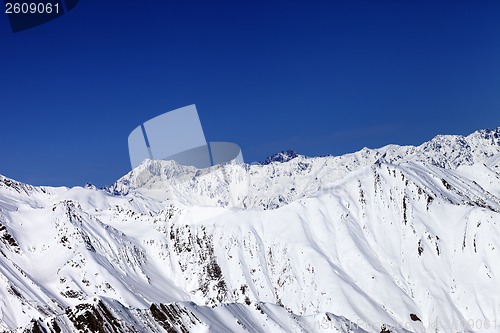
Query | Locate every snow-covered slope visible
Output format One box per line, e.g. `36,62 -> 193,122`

1,128 -> 500,332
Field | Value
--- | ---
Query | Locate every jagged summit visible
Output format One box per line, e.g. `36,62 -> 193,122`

1,127 -> 500,332
261,150 -> 300,164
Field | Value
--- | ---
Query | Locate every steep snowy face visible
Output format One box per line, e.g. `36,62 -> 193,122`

380,128 -> 500,168
0,128 -> 500,332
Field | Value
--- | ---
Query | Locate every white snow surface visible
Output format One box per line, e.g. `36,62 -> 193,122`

0,128 -> 500,332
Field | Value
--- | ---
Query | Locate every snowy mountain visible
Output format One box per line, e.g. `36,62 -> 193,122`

261,150 -> 299,164
1,128 -> 500,332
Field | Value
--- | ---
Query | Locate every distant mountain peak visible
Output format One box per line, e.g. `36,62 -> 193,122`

262,150 -> 299,164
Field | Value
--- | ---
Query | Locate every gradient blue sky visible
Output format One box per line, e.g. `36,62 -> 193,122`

1,1 -> 500,187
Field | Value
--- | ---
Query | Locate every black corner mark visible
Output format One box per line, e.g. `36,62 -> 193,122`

64,0 -> 77,10
5,0 -> 79,33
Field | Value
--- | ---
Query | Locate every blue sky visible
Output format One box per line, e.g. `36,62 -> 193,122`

1,1 -> 499,187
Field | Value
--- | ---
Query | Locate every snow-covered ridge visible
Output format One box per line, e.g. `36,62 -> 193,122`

0,127 -> 499,332
107,127 -> 500,210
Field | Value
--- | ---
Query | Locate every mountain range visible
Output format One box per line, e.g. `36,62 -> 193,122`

1,128 -> 500,332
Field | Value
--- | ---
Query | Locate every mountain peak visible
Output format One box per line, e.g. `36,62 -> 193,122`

261,150 -> 300,164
